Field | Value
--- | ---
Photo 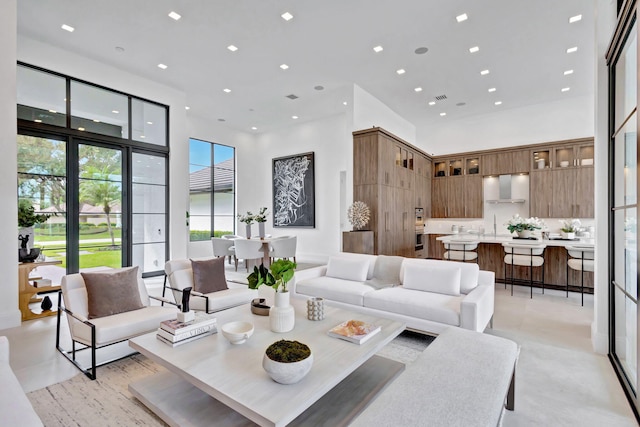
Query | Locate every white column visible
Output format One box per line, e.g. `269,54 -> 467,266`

0,0 -> 20,329
592,0 -> 617,353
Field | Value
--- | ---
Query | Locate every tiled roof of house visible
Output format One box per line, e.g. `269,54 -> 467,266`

190,158 -> 234,193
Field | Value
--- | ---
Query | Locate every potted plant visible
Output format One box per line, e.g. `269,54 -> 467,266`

506,214 -> 543,239
560,218 -> 581,240
347,201 -> 370,231
18,200 -> 52,258
262,339 -> 313,384
237,212 -> 255,238
250,259 -> 297,332
254,207 -> 268,238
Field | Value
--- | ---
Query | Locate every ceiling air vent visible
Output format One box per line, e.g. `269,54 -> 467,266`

286,94 -> 299,100
435,94 -> 447,101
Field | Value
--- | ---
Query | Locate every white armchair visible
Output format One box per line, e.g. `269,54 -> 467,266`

56,268 -> 177,380
164,259 -> 257,313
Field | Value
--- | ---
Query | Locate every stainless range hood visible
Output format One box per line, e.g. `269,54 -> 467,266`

486,174 -> 525,204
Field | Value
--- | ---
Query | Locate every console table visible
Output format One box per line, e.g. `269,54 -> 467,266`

18,260 -> 62,321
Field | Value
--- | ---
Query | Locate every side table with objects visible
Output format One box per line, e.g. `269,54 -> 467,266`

18,260 -> 62,321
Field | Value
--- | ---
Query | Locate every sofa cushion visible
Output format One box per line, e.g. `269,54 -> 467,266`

296,276 -> 375,306
335,252 -> 378,279
364,287 -> 462,326
73,306 -> 177,346
402,259 -> 480,294
326,256 -> 369,282
368,255 -> 403,289
403,263 -> 461,296
191,257 -> 228,294
189,285 -> 257,313
81,267 -> 144,319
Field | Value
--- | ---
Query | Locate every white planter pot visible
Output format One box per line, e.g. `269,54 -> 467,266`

561,232 -> 576,240
262,352 -> 313,384
517,230 -> 531,239
258,222 -> 265,238
270,291 -> 295,333
245,224 -> 252,239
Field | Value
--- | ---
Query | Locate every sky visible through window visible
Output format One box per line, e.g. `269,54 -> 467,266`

189,138 -> 233,172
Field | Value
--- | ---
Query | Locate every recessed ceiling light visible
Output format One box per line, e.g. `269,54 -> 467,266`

93,119 -> 100,123
168,11 -> 181,20
414,47 -> 429,54
292,115 -> 299,119
414,87 -> 423,92
440,112 -> 447,116
281,12 -> 293,21
140,135 -> 146,139
251,126 -> 258,130
112,110 -> 119,114
78,127 -> 85,131
314,85 -> 324,91
115,46 -> 125,52
61,24 -> 74,32
494,101 -> 502,105
34,119 -> 42,123
569,14 -> 582,23
561,87 -> 571,92
564,69 -> 574,75
48,109 -> 57,113
343,101 -> 348,106
488,87 -> 496,92
456,102 -> 466,107
280,64 -> 289,70
147,121 -> 153,125
217,118 -> 225,122
469,46 -> 480,53
456,13 -> 468,23
185,106 -> 190,110
158,63 -> 168,69
373,45 -> 384,53
480,69 -> 490,75
223,88 -> 231,93
227,45 -> 238,52
428,101 -> 436,106
396,69 -> 406,75
566,46 -> 578,53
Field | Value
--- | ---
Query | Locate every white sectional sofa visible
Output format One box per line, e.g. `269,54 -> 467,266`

0,337 -> 43,426
294,253 -> 495,334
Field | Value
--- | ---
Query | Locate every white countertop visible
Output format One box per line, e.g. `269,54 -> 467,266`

436,234 -> 595,248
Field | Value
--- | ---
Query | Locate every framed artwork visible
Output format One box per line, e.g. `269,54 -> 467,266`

272,152 -> 315,228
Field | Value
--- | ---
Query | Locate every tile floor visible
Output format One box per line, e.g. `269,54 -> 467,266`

1,275 -> 637,426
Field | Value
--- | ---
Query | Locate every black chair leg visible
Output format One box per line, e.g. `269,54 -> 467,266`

566,264 -> 569,298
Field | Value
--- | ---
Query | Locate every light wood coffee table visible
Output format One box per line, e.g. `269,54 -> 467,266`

129,298 -> 405,427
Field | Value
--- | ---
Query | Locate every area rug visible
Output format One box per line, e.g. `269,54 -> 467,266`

28,330 -> 434,427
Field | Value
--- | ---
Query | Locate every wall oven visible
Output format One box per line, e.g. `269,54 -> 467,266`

415,208 -> 425,251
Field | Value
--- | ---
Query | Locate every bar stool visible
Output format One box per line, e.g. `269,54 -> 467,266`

443,241 -> 479,263
566,246 -> 595,306
502,242 -> 546,298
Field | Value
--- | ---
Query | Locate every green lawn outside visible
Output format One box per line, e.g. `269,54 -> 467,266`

35,228 -> 122,242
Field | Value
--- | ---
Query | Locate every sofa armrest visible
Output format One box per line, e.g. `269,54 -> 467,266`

292,266 -> 327,294
478,270 -> 495,287
460,284 -> 495,332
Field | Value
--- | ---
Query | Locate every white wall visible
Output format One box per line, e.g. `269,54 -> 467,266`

420,95 -> 594,155
0,0 -> 19,329
17,36 -> 191,264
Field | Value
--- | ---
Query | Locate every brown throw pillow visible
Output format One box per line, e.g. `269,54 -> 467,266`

81,266 -> 144,319
191,257 -> 228,294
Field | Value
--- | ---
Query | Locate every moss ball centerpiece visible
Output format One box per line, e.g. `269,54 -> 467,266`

262,340 -> 313,384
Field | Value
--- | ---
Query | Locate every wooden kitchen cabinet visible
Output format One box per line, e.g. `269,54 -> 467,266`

353,127 -> 430,256
447,176 -> 465,218
482,152 -> 512,175
576,167 -> 594,217
431,178 -> 448,218
530,170 -> 553,218
465,175 -> 484,218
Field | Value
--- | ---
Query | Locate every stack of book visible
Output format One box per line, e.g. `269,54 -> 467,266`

328,319 -> 381,345
157,313 -> 218,347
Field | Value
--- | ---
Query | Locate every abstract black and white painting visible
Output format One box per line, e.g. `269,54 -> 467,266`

272,152 -> 315,228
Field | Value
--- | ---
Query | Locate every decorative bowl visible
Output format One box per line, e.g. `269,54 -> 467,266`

221,321 -> 254,344
251,298 -> 270,316
263,352 -> 313,384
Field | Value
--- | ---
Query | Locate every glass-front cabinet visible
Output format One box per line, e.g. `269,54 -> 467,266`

608,2 -> 639,417
532,149 -> 551,170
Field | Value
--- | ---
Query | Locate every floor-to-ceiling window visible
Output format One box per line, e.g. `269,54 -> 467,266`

188,138 -> 236,241
609,0 -> 639,418
16,63 -> 169,276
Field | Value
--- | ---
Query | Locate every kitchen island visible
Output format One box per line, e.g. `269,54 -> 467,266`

435,234 -> 595,294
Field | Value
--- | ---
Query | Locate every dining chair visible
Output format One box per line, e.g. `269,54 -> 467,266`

270,236 -> 297,263
212,237 -> 236,265
233,239 -> 265,272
